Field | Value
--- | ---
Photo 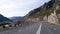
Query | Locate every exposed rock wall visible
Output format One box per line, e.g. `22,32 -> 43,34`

44,4 -> 60,24
25,18 -> 40,23
43,16 -> 48,22
48,11 -> 59,24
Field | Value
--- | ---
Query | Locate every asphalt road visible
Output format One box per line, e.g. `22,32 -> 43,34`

0,22 -> 41,34
40,22 -> 60,34
0,22 -> 60,34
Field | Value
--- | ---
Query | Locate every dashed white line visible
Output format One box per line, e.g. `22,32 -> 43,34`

36,23 -> 42,34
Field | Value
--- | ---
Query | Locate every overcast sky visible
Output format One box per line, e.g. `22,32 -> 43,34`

0,0 -> 50,17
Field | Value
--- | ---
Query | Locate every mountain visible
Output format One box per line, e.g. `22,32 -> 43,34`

26,0 -> 56,18
26,0 -> 60,18
9,16 -> 22,21
19,0 -> 60,23
0,14 -> 12,22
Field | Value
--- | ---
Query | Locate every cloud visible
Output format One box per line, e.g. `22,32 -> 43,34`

0,0 -> 50,17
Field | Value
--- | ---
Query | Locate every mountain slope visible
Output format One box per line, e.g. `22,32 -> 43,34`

25,0 -> 60,18
26,0 -> 56,18
0,14 -> 12,22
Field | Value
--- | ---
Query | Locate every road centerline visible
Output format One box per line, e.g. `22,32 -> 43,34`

36,23 -> 42,34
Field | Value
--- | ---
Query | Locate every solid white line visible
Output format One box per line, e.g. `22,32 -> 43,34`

36,23 -> 42,34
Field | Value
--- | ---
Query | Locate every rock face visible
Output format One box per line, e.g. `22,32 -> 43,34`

25,18 -> 40,23
43,16 -> 48,22
45,4 -> 60,24
48,11 -> 58,24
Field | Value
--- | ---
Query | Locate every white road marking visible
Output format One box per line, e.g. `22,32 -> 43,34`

36,23 -> 42,34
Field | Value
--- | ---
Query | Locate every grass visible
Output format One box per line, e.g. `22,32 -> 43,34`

0,27 -> 9,31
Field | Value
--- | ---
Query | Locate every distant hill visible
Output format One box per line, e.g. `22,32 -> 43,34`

0,14 -> 12,22
9,16 -> 22,21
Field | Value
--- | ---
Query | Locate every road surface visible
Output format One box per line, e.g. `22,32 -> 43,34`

0,22 -> 60,34
0,22 -> 41,34
40,22 -> 60,34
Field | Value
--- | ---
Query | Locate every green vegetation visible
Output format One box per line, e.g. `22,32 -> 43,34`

0,27 -> 9,31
